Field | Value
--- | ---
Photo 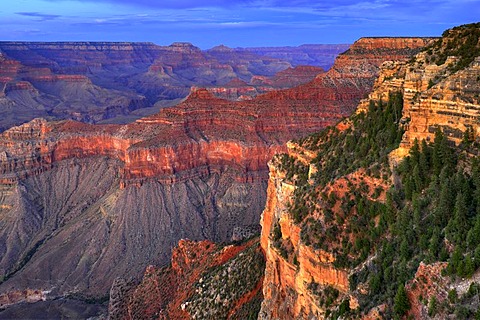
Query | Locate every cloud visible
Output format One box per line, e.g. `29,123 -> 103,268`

16,12 -> 61,21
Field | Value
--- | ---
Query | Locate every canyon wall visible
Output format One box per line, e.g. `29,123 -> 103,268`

258,144 -> 356,320
0,37 -> 430,316
258,24 -> 480,320
0,42 -> 344,131
355,28 -> 480,157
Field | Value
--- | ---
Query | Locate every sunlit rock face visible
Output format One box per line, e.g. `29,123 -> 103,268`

0,37 -> 429,315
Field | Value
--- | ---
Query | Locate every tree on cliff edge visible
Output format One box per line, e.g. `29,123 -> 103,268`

393,284 -> 410,317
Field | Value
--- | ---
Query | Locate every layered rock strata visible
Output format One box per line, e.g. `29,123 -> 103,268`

0,37 -> 430,313
0,42 -> 333,130
258,24 -> 480,320
258,145 -> 353,319
355,28 -> 480,154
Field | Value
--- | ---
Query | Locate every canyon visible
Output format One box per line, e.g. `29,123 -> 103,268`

0,35 -> 435,317
0,42 -> 347,132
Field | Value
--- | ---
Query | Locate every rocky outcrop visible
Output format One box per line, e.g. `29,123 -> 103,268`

0,36 -> 430,315
205,65 -> 325,101
356,25 -> 480,154
258,146 -> 353,320
257,36 -> 435,320
108,238 -> 265,320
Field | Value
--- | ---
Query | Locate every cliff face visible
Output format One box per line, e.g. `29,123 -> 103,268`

258,24 -> 480,320
258,145 -> 354,320
0,44 -> 150,131
206,66 -> 326,101
0,37 -> 429,316
356,27 -> 480,155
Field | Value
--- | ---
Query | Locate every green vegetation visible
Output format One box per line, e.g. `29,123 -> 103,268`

284,91 -> 403,227
429,22 -> 480,72
298,91 -> 404,187
185,243 -> 265,320
276,86 -> 480,316
393,284 -> 410,317
307,282 -> 352,319
277,153 -> 308,185
272,222 -> 298,265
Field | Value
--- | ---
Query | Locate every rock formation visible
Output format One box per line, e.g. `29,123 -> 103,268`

0,42 -> 340,131
258,23 -> 480,320
0,36 -> 431,317
108,238 -> 265,320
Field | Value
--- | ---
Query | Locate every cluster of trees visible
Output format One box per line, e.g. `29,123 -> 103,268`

430,22 -> 480,71
297,91 -> 403,189
277,153 -> 308,185
396,131 -> 480,277
279,88 -> 480,317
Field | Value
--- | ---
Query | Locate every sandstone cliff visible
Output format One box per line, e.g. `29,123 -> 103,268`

356,25 -> 480,155
0,36 -> 430,317
258,23 -> 480,319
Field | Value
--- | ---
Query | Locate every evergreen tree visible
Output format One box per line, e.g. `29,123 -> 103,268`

467,215 -> 480,249
465,255 -> 475,278
394,284 -> 410,316
452,193 -> 469,244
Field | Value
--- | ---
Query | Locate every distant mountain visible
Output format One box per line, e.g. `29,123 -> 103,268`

0,42 -> 346,131
234,44 -> 350,70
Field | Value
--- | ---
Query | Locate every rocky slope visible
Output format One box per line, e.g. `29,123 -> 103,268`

0,36 -> 430,317
0,49 -> 148,131
108,238 -> 265,320
259,23 -> 480,319
205,65 -> 325,101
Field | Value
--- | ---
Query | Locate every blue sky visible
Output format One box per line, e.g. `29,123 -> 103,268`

1,0 -> 479,48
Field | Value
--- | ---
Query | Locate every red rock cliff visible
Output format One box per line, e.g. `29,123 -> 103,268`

257,36 -> 433,320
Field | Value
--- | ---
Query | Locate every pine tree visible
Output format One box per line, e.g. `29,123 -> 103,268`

413,165 -> 423,194
465,255 -> 475,278
467,215 -> 480,249
453,193 -> 469,243
394,284 -> 410,316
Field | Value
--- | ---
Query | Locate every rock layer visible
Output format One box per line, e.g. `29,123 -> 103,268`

258,147 -> 352,320
0,42 -> 341,130
0,37 -> 430,313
